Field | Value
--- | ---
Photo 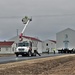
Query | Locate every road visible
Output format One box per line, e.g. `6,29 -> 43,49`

0,53 -> 64,64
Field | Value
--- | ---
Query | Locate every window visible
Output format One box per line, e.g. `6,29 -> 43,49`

46,43 -> 48,46
65,34 -> 68,39
18,42 -> 29,47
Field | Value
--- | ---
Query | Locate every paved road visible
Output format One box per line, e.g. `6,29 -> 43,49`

0,53 -> 64,64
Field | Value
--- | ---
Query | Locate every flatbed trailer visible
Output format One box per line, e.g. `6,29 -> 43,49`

58,48 -> 75,53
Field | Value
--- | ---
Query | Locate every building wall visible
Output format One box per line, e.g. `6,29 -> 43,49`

37,42 -> 42,53
0,47 -> 11,54
56,28 -> 75,50
0,43 -> 16,54
42,40 -> 56,53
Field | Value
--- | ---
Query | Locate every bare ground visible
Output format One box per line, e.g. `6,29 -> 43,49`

0,54 -> 75,75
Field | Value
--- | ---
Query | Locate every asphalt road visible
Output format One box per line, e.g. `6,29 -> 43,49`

0,53 -> 64,64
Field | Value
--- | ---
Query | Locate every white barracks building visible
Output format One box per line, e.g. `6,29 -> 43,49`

0,41 -> 16,54
56,28 -> 75,50
42,40 -> 56,53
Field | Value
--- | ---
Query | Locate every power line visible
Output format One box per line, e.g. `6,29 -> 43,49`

0,16 -> 22,19
32,14 -> 75,17
0,14 -> 75,19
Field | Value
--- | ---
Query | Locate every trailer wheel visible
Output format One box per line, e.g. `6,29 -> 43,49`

28,51 -> 32,57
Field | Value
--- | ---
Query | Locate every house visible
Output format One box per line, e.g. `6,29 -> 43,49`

0,41 -> 16,54
42,40 -> 56,53
56,28 -> 75,50
9,36 -> 43,53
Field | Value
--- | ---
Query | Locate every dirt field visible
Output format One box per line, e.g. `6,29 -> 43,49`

0,54 -> 75,75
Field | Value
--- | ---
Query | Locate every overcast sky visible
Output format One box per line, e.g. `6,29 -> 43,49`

0,0 -> 75,41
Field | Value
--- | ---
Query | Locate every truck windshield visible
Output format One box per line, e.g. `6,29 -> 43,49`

18,42 -> 29,47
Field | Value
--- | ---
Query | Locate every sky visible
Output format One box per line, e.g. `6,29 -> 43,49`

0,0 -> 75,41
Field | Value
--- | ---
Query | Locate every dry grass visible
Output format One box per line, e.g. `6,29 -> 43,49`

0,54 -> 15,57
0,54 -> 75,75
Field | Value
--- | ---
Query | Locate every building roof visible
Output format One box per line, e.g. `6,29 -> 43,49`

22,36 -> 42,42
0,41 -> 14,47
56,28 -> 75,34
49,40 -> 56,43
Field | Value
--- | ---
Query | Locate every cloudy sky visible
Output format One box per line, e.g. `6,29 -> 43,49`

0,0 -> 75,41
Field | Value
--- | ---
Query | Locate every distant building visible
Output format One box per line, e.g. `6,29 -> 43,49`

9,36 -> 43,53
56,28 -> 75,50
42,40 -> 56,53
0,41 -> 16,54
0,36 -> 57,54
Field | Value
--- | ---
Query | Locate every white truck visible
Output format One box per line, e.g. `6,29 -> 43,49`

15,41 -> 37,57
15,16 -> 41,57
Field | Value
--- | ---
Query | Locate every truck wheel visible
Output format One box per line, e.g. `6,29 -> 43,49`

22,54 -> 25,57
33,53 -> 36,56
16,54 -> 18,57
28,51 -> 32,57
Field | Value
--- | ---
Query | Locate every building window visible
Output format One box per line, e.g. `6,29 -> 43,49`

46,43 -> 48,46
65,34 -> 68,39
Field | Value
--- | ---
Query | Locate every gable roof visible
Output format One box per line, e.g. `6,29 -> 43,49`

23,36 -> 42,42
0,41 -> 14,47
56,28 -> 75,34
49,40 -> 56,43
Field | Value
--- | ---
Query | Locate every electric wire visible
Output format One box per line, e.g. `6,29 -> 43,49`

0,14 -> 75,19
